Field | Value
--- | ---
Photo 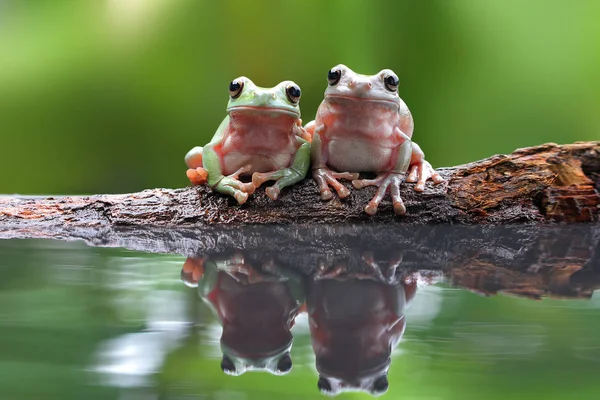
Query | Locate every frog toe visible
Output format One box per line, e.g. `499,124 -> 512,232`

234,191 -> 249,205
186,167 -> 208,185
393,199 -> 406,215
265,186 -> 280,200
336,185 -> 350,198
365,201 -> 379,215
406,165 -> 419,183
432,172 -> 445,184
320,189 -> 333,201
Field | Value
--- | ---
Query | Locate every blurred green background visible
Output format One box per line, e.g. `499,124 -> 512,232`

1,0 -> 599,195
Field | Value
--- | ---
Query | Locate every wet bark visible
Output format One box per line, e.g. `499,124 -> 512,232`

1,142 -> 598,228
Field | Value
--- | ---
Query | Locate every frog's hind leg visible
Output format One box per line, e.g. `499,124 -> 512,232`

406,142 -> 444,191
185,146 -> 204,168
185,146 -> 209,185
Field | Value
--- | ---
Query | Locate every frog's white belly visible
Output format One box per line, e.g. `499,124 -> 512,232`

222,152 -> 293,176
326,139 -> 393,173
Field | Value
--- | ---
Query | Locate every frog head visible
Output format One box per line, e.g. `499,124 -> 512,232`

219,343 -> 293,376
323,64 -> 401,106
317,369 -> 390,397
226,77 -> 302,118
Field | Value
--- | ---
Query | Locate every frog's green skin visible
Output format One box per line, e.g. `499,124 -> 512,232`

185,77 -> 310,204
306,64 -> 444,215
181,254 -> 305,376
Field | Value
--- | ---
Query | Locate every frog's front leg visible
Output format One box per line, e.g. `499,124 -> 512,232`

311,128 -> 359,200
352,138 -> 412,215
203,144 -> 256,205
405,142 -> 445,192
252,136 -> 311,201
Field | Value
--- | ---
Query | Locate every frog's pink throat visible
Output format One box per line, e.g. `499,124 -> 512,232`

228,106 -> 300,118
325,94 -> 400,107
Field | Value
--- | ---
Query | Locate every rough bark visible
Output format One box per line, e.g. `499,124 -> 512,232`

1,141 -> 600,301
0,142 -> 598,228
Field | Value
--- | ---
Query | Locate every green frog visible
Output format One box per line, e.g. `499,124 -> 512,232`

185,77 -> 311,204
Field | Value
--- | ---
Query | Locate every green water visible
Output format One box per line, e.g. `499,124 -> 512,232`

0,238 -> 599,400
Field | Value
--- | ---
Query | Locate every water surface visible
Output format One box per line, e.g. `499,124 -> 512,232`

0,226 -> 599,399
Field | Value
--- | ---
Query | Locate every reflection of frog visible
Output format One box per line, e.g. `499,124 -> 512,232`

181,254 -> 304,375
306,252 -> 416,396
306,65 -> 444,215
185,77 -> 310,204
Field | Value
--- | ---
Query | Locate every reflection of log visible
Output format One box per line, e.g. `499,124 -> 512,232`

0,142 -> 598,226
1,224 -> 598,300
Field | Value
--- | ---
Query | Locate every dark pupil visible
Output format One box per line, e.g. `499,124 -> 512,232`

229,81 -> 241,93
221,356 -> 236,373
288,86 -> 301,99
328,70 -> 340,83
277,354 -> 292,372
385,76 -> 398,87
373,375 -> 389,392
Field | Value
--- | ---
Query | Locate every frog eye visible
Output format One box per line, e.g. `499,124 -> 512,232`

327,68 -> 341,86
317,376 -> 333,394
229,79 -> 244,99
371,375 -> 389,395
221,356 -> 236,375
384,74 -> 399,92
286,84 -> 301,104
276,353 -> 292,374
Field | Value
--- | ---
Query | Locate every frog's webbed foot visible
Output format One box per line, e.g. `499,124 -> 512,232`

361,251 -> 403,285
352,172 -> 406,215
252,167 -> 303,201
216,164 -> 256,204
181,257 -> 205,287
186,167 -> 208,185
185,146 -> 208,185
312,167 -> 359,201
406,160 -> 444,192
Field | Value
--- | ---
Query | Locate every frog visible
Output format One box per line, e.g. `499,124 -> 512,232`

180,253 -> 305,376
306,251 -> 417,396
305,64 -> 444,215
185,77 -> 311,204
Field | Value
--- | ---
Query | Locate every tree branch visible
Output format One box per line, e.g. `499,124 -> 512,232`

1,142 -> 598,229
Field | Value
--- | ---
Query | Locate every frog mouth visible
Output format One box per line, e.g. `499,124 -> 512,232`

326,95 -> 399,106
228,106 -> 300,117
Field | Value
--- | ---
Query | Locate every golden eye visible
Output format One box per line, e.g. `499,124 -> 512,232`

229,79 -> 244,99
286,84 -> 301,104
384,74 -> 399,92
327,68 -> 341,86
